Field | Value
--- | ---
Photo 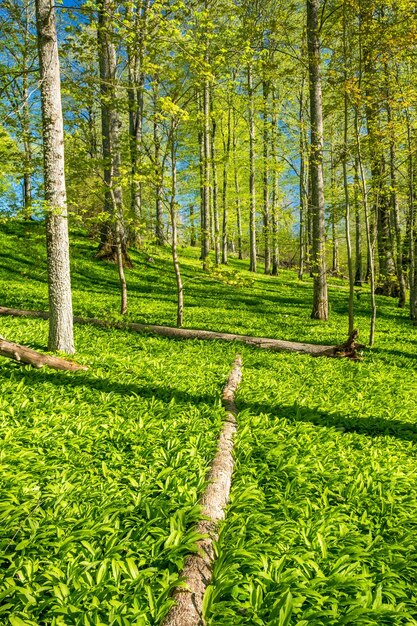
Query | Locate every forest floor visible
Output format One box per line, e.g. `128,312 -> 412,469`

1,221 -> 417,625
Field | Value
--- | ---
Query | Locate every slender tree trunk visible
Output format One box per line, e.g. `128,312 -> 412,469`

127,0 -> 149,246
248,64 -> 257,273
35,0 -> 74,354
211,110 -> 220,266
202,80 -> 211,269
97,0 -> 128,264
271,86 -> 280,276
298,83 -> 306,280
406,113 -> 416,320
262,79 -> 271,275
307,0 -> 328,320
356,110 -> 376,345
221,100 -> 231,264
197,91 -> 205,259
232,108 -> 243,260
189,204 -> 197,247
22,61 -> 33,219
153,87 -> 164,246
115,217 -> 127,314
330,147 -> 339,275
170,122 -> 184,327
386,98 -> 406,307
342,7 -> 354,334
361,9 -> 395,297
354,158 -> 363,286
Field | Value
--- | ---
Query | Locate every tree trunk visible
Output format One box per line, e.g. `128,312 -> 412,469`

97,0 -> 128,263
202,80 -> 211,269
355,110 -> 376,346
298,82 -> 306,280
354,158 -> 363,286
342,7 -> 354,335
361,8 -> 395,297
307,0 -> 328,320
386,96 -> 406,308
262,79 -> 271,275
170,122 -> 184,328
35,0 -> 75,354
271,86 -> 280,276
232,107 -> 243,260
127,0 -> 149,246
153,86 -> 165,246
330,146 -> 339,275
211,109 -> 220,266
22,59 -> 33,220
189,204 -> 197,247
248,64 -> 257,273
221,98 -> 231,265
406,112 -> 416,321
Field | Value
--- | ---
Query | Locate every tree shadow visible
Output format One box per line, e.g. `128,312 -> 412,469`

0,363 -> 216,407
238,399 -> 417,444
370,347 -> 417,370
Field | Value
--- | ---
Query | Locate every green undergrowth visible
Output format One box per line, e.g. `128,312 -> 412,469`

0,316 -> 237,625
0,219 -> 412,352
206,351 -> 417,625
1,220 -> 417,625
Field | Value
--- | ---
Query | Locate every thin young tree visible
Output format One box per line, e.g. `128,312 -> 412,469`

35,0 -> 75,354
307,0 -> 328,320
97,0 -> 128,313
248,63 -> 257,273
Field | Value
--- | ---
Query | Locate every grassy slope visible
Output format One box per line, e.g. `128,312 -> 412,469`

1,221 -> 417,625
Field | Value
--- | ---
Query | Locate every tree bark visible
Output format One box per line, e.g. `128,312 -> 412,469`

298,81 -> 307,280
170,122 -> 184,327
271,87 -> 280,277
211,108 -> 220,266
202,81 -> 211,269
355,110 -> 377,346
97,0 -> 128,263
127,0 -> 149,246
342,6 -> 354,335
307,0 -> 328,320
153,85 -> 165,246
386,91 -> 406,308
221,98 -> 231,265
354,158 -> 363,286
232,107 -> 243,260
262,79 -> 271,275
189,204 -> 197,247
35,0 -> 75,354
406,112 -> 416,320
248,64 -> 257,273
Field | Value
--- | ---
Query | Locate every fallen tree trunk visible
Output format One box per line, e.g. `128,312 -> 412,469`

0,335 -> 88,371
162,355 -> 243,626
0,307 -> 363,358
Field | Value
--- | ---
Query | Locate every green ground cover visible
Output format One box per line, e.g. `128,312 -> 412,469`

0,315 -> 236,625
1,221 -> 417,625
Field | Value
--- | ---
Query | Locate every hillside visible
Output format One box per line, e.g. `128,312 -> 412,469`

1,222 -> 417,625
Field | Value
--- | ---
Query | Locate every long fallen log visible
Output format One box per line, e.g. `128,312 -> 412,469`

162,355 -> 243,626
0,306 -> 363,358
0,335 -> 88,371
